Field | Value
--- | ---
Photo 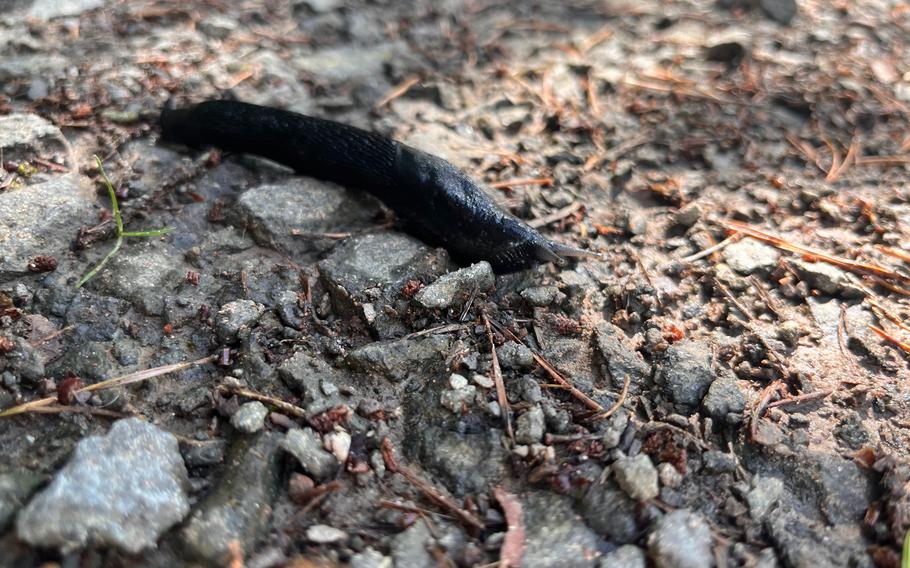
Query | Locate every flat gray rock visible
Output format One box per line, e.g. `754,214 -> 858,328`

346,334 -> 457,382
0,174 -> 96,282
414,261 -> 494,309
296,42 -> 412,82
647,510 -> 713,568
89,245 -> 183,316
281,427 -> 338,481
655,340 -> 715,408
235,178 -> 380,257
319,231 -> 447,338
594,322 -> 652,391
27,0 -> 105,19
723,239 -> 779,275
522,491 -> 604,568
16,418 -> 189,553
614,453 -> 659,502
0,113 -> 70,166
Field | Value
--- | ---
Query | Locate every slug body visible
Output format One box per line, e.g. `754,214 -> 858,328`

160,100 -> 592,272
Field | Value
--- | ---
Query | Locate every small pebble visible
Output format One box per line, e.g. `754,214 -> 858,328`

306,524 -> 348,544
613,453 -> 659,501
472,374 -> 494,389
231,401 -> 268,434
449,373 -> 468,389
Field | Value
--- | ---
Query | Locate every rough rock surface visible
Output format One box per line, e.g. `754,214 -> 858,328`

0,174 -> 96,281
180,432 -> 283,564
16,418 -> 189,553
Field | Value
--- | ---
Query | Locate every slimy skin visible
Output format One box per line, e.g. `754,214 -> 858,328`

160,100 -> 596,273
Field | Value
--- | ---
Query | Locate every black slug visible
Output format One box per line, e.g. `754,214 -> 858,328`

159,100 -> 597,273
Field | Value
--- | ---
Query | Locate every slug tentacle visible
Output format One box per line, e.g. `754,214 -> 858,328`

160,100 -> 599,273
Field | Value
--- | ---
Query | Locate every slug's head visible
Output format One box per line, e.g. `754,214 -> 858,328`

485,217 -> 602,273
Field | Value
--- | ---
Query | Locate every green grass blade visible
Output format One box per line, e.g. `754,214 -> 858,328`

121,226 -> 176,237
94,155 -> 123,233
75,157 -> 175,289
75,236 -> 123,288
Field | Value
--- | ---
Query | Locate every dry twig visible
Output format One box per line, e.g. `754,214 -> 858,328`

0,355 -> 215,418
482,314 -> 513,442
381,438 -> 485,532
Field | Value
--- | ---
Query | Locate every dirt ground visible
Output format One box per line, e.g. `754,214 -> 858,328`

2,0 -> 910,566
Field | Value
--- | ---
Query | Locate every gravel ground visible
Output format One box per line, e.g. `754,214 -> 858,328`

1,0 -> 910,566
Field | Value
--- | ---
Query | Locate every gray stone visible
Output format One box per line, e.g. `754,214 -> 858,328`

834,412 -> 872,450
647,510 -> 713,568
46,340 -> 112,382
702,377 -> 746,420
521,285 -> 561,306
319,231 -> 445,337
498,341 -> 535,370
215,299 -> 265,342
197,15 -> 237,38
350,547 -> 392,568
27,78 -> 48,100
410,425 -> 505,496
0,336 -> 46,384
655,341 -> 715,407
440,384 -> 477,413
448,373 -> 468,389
579,482 -> 640,544
180,432 -> 283,564
346,335 -> 456,382
414,261 -> 494,309
766,510 -> 871,568
391,520 -> 434,568
792,259 -> 850,295
673,202 -> 702,228
281,428 -> 337,481
0,113 -> 70,165
0,174 -> 96,282
319,233 -> 433,292
515,405 -> 545,444
296,0 -> 342,12
306,524 -> 347,544
600,411 -> 629,449
90,245 -> 183,316
17,418 -> 189,553
0,54 -> 67,85
181,440 -> 227,469
522,491 -> 603,568
594,323 -> 651,390
0,471 -> 46,530
27,0 -> 104,19
614,454 -> 659,501
236,178 -> 379,257
746,449 -> 873,526
760,0 -> 797,24
297,42 -> 413,82
472,373 -> 494,389
278,350 -> 345,414
599,545 -> 646,568
702,450 -> 736,473
723,239 -> 779,275
747,475 -> 784,522
231,401 -> 269,434
658,463 -> 683,489
274,290 -> 305,329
